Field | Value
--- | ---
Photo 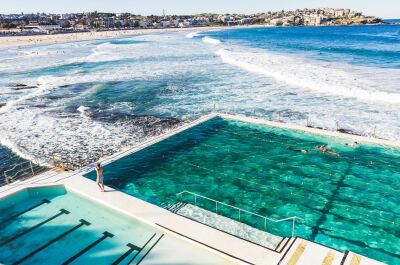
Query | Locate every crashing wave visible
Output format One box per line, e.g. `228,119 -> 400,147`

215,48 -> 400,104
0,105 -> 182,168
186,32 -> 199,39
77,105 -> 90,118
202,36 -> 221,45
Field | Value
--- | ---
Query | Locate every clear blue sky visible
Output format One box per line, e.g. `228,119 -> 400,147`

1,0 -> 399,18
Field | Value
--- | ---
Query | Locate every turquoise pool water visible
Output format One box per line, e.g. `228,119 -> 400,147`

85,117 -> 400,265
0,186 -> 234,265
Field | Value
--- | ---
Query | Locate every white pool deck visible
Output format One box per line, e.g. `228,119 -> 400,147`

0,112 -> 391,265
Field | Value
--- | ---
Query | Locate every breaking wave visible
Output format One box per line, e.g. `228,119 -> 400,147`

77,105 -> 90,118
202,36 -> 221,45
186,32 -> 199,38
0,76 -> 53,113
216,48 -> 400,104
0,105 -> 182,168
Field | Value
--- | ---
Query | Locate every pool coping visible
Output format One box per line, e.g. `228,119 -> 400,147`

0,112 -> 392,265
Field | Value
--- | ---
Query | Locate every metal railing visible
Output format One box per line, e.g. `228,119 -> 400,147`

4,161 -> 34,184
176,190 -> 304,237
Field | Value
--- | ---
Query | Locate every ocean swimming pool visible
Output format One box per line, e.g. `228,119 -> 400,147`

85,116 -> 400,265
0,185 -> 236,265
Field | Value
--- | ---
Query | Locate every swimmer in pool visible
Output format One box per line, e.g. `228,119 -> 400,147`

317,144 -> 339,157
346,141 -> 359,147
289,148 -> 309,154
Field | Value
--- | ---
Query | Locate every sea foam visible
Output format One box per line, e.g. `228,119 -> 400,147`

77,106 -> 90,118
202,36 -> 221,45
186,32 -> 199,38
216,48 -> 400,104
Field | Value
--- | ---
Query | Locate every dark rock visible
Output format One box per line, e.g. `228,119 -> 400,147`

0,103 -> 5,108
337,128 -> 360,136
14,85 -> 37,90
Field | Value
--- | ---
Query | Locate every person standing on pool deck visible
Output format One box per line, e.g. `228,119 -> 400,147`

95,162 -> 105,192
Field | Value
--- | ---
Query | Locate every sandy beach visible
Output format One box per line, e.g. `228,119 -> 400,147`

0,25 -> 269,49
0,28 -> 204,49
0,28 -> 197,49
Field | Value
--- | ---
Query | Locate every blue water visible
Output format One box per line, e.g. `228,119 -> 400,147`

0,25 -> 399,173
85,117 -> 400,264
0,186 -> 232,264
384,19 -> 400,23
206,25 -> 400,68
0,186 -> 161,264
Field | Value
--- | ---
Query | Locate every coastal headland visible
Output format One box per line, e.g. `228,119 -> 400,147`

0,8 -> 386,49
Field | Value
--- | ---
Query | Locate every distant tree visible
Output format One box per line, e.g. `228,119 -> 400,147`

134,21 -> 140,27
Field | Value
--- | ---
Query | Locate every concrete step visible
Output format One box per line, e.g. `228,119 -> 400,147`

275,237 -> 292,253
278,238 -> 343,265
341,251 -> 386,265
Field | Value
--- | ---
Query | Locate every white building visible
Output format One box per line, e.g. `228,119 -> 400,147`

101,17 -> 114,28
303,14 -> 327,26
269,18 -> 284,26
161,21 -> 170,28
172,19 -> 180,27
179,21 -> 192,28
139,20 -> 148,28
22,24 -> 62,34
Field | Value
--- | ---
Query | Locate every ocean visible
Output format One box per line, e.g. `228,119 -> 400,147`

0,24 -> 399,172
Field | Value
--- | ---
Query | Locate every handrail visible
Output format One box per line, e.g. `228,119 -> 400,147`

176,190 -> 304,237
3,160 -> 38,184
7,167 -> 29,179
3,160 -> 31,175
